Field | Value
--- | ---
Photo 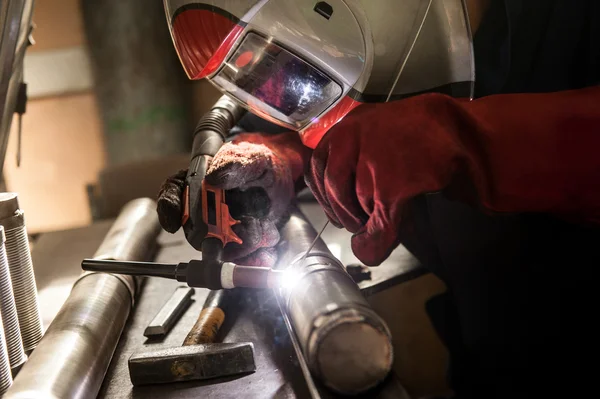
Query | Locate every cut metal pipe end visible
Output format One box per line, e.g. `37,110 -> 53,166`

0,226 -> 26,370
275,207 -> 394,395
307,306 -> 393,394
282,254 -> 394,395
0,193 -> 43,353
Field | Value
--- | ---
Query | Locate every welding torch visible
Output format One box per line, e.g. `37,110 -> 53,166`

81,258 -> 286,290
81,96 -> 284,289
81,219 -> 330,290
178,95 -> 247,269
83,95 -> 329,291
82,96 -> 263,289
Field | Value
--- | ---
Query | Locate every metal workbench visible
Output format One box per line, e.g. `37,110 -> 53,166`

32,202 -> 423,398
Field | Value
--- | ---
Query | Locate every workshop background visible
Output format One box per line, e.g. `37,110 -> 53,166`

1,1 -> 452,397
3,0 -> 222,234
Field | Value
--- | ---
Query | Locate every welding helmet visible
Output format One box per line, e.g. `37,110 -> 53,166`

164,0 -> 474,148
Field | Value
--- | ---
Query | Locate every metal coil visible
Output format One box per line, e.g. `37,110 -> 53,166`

0,226 -> 26,371
0,312 -> 13,395
0,193 -> 43,353
4,222 -> 43,353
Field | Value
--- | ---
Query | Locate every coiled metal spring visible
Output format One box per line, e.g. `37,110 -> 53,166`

0,314 -> 13,395
0,193 -> 43,353
0,226 -> 26,369
4,224 -> 42,352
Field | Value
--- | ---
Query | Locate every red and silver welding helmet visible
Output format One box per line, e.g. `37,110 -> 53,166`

164,0 -> 474,148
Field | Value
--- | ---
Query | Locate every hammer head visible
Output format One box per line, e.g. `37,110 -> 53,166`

128,342 -> 256,386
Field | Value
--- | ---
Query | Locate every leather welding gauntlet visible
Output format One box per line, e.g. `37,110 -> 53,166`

158,131 -> 311,267
305,86 -> 600,266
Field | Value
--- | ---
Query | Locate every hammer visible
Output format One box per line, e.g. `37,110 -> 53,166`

128,289 -> 255,386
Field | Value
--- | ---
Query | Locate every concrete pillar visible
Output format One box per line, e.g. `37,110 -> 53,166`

80,0 -> 193,165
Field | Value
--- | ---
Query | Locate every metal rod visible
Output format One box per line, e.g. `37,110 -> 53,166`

144,287 -> 194,338
4,198 -> 162,399
16,115 -> 21,167
299,220 -> 329,262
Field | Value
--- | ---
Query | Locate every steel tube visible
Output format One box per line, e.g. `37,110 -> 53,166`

275,205 -> 394,395
4,198 -> 161,399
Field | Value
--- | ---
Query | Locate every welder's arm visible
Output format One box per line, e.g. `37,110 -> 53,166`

305,85 -> 600,266
158,130 -> 311,266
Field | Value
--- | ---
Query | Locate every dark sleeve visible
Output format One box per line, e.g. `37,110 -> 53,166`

474,0 -> 600,97
504,0 -> 599,91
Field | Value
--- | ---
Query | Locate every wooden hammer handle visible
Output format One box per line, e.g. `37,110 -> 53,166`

183,290 -> 229,345
183,306 -> 225,345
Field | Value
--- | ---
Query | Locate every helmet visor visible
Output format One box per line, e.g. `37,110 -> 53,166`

212,32 -> 343,130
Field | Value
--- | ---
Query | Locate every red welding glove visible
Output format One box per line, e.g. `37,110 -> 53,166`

158,131 -> 311,267
306,86 -> 600,266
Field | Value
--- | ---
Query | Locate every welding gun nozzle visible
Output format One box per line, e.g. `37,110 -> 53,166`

81,259 -> 181,280
81,258 -> 288,290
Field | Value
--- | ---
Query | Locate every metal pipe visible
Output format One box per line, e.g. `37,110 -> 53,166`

0,193 -> 43,353
0,226 -> 26,371
4,198 -> 161,399
275,205 -> 394,395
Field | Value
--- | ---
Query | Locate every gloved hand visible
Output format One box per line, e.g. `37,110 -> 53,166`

306,86 -> 600,266
158,131 -> 311,267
